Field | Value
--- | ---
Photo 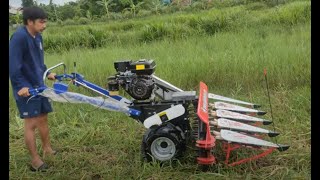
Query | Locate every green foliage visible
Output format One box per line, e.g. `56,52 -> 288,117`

9,14 -> 23,25
137,9 -> 152,17
96,0 -> 115,18
59,4 -> 77,20
73,15 -> 81,22
86,27 -> 108,48
271,1 -> 311,25
263,0 -> 288,7
56,19 -> 63,26
86,10 -> 92,20
99,15 -> 110,22
78,17 -> 91,25
122,9 -> 133,18
197,14 -> 232,35
64,19 -> 78,26
109,12 -> 123,20
21,0 -> 34,7
245,2 -> 269,10
140,22 -> 195,42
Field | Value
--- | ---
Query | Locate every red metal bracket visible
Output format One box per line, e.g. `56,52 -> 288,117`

223,142 -> 276,166
196,82 -> 216,165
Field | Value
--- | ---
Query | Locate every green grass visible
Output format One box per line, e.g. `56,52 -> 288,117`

9,2 -> 310,179
9,0 -> 310,54
39,23 -> 310,91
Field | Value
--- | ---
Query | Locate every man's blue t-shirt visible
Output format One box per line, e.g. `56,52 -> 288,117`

9,26 -> 48,100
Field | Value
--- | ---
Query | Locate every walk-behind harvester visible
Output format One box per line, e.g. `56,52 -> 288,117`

29,59 -> 289,167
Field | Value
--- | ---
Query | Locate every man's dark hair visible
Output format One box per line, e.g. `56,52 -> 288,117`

22,6 -> 47,25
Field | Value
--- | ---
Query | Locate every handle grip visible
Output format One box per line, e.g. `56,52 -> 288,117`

54,74 -> 64,81
29,86 -> 47,96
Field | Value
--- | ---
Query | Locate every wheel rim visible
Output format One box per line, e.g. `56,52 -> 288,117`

150,136 -> 176,161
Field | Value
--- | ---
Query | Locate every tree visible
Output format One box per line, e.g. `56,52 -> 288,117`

59,5 -> 77,20
53,4 -> 60,21
9,13 -> 22,25
123,0 -> 145,17
96,0 -> 115,18
22,0 -> 35,7
86,10 -> 92,20
14,13 -> 23,24
86,0 -> 106,18
73,0 -> 94,19
34,0 -> 39,6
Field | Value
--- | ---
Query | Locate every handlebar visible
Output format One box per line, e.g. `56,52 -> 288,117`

43,62 -> 66,85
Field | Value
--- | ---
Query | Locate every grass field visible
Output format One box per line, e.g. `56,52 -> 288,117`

9,1 -> 310,179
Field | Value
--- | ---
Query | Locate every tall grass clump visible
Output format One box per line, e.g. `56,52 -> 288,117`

268,1 -> 311,25
140,22 -> 197,42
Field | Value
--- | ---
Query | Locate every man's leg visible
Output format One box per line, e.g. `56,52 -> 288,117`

24,117 -> 44,168
18,97 -> 53,169
36,113 -> 55,156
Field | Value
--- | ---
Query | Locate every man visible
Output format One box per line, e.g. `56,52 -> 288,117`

9,7 -> 57,172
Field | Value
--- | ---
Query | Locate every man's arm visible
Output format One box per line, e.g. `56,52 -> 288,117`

9,33 -> 32,94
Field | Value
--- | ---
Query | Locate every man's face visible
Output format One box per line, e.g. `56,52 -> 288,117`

28,18 -> 47,33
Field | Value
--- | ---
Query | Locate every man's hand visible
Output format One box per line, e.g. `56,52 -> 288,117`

17,87 -> 30,97
47,73 -> 56,80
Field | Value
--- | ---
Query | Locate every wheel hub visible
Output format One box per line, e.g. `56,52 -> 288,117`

150,137 -> 176,161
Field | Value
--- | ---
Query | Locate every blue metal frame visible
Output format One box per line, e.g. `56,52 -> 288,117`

29,71 -> 140,116
29,86 -> 47,96
55,72 -> 132,104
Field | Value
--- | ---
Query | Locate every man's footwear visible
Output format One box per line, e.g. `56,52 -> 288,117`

30,162 -> 49,172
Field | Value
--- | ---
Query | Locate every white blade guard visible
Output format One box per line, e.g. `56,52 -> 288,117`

216,130 -> 289,151
208,93 -> 261,108
212,109 -> 272,125
143,104 -> 185,128
210,102 -> 266,115
210,118 -> 279,137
